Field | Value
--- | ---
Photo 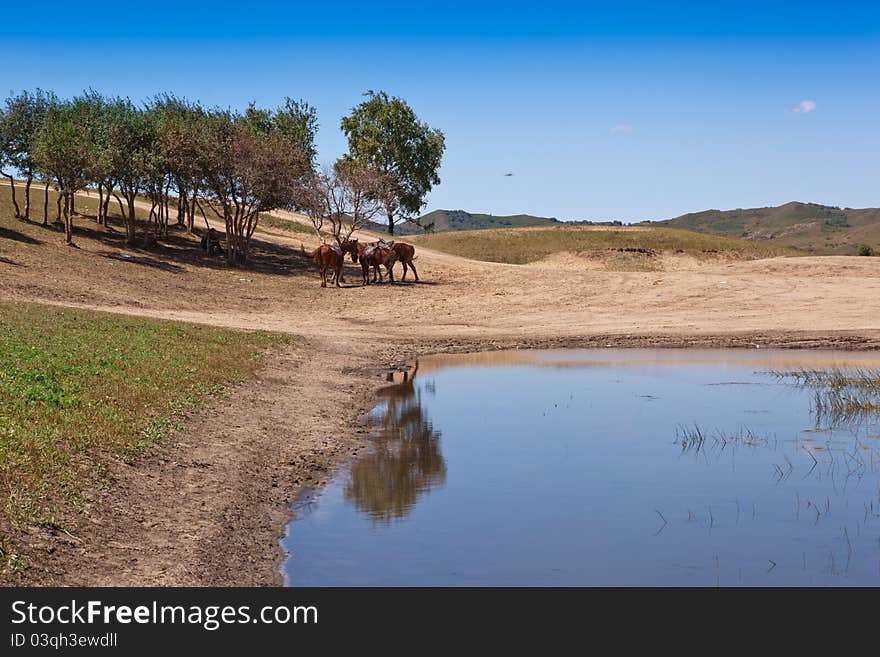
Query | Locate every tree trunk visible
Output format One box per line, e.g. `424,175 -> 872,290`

70,193 -> 76,215
55,191 -> 62,223
64,192 -> 73,244
97,183 -> 104,225
103,189 -> 111,223
225,208 -> 235,265
3,173 -> 21,218
188,189 -> 199,232
126,196 -> 137,245
387,209 -> 395,236
114,192 -> 125,219
164,184 -> 171,231
23,173 -> 32,220
42,182 -> 49,226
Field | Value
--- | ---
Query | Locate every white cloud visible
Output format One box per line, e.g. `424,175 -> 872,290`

610,124 -> 635,134
791,99 -> 817,114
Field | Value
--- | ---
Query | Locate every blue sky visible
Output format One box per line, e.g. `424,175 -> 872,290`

4,1 -> 878,221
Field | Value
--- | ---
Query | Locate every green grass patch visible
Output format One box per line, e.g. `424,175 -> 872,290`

260,213 -> 314,235
409,225 -> 797,264
0,301 -> 288,575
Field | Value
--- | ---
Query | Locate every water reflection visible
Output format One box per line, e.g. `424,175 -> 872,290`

344,365 -> 447,523
284,349 -> 880,586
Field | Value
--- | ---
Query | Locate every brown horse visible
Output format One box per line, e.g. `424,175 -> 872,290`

355,242 -> 396,285
390,242 -> 419,282
301,242 -> 350,287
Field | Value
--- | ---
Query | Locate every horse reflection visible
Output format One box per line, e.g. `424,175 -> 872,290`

345,364 -> 446,523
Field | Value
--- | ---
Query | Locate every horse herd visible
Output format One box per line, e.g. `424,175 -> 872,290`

301,238 -> 418,288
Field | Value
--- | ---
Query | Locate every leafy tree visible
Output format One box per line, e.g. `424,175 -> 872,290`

246,97 -> 318,164
0,89 -> 57,220
341,91 -> 445,235
31,100 -> 93,243
198,105 -> 311,264
152,95 -> 207,232
71,90 -> 115,226
106,99 -> 157,245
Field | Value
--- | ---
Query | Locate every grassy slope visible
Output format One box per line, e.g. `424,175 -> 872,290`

0,184 -> 296,576
260,212 -> 315,235
408,225 -> 796,264
0,301 -> 287,576
408,203 -> 880,255
654,202 -> 880,255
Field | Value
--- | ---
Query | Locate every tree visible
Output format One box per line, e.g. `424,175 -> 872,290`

341,91 -> 445,235
198,104 -> 313,265
72,90 -> 114,226
303,160 -> 385,243
31,100 -> 92,243
106,99 -> 156,245
150,96 -> 208,233
247,97 -> 318,165
0,89 -> 57,220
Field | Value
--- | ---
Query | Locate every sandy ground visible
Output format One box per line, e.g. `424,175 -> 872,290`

3,207 -> 880,585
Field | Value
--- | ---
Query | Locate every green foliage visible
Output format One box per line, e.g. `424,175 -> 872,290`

106,98 -> 157,198
341,90 -> 445,233
0,89 -> 58,177
856,243 -> 874,256
199,103 -> 313,263
246,98 -> 318,163
31,100 -> 93,194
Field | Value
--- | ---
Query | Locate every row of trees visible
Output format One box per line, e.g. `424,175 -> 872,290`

0,89 -> 445,264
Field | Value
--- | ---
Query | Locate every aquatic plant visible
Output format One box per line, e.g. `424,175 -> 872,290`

771,368 -> 880,423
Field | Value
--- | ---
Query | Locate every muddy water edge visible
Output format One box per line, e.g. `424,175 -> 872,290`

281,338 -> 880,587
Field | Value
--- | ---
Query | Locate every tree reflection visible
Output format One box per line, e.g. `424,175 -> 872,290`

344,365 -> 446,523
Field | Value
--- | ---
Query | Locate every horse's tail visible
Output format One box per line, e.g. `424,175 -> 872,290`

301,243 -> 317,259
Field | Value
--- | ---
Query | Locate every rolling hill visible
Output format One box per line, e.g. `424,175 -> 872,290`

377,202 -> 879,256
370,209 -> 622,235
648,202 -> 880,255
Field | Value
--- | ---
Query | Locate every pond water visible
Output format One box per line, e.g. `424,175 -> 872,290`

282,349 -> 880,586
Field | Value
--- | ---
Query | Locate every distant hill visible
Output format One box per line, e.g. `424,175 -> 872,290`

647,202 -> 880,255
373,202 -> 880,256
369,209 -> 622,236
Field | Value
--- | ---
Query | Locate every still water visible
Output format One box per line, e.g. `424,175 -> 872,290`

282,349 -> 880,586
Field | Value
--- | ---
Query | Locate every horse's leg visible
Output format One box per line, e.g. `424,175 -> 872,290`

334,261 -> 342,287
410,259 -> 419,281
320,262 -> 327,287
387,263 -> 395,284
401,260 -> 408,281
